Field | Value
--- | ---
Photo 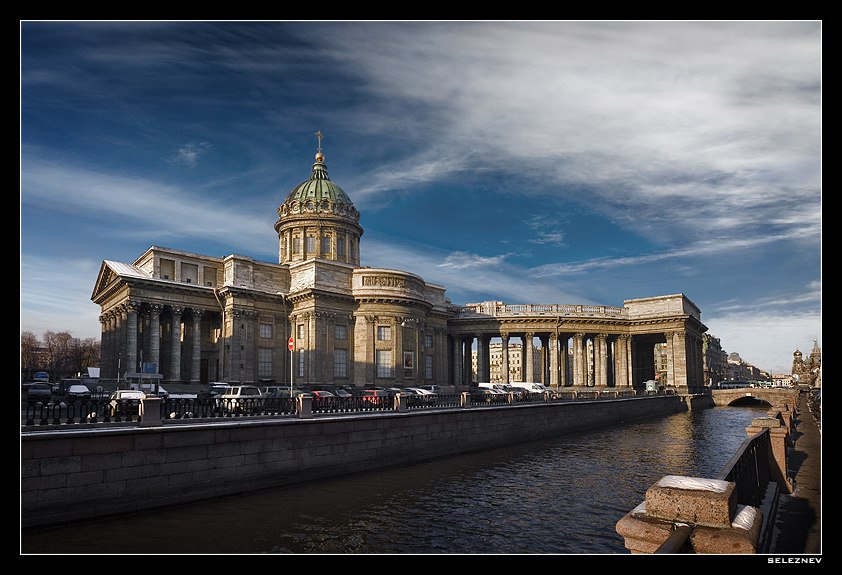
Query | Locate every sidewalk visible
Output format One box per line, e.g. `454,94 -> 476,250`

771,392 -> 822,554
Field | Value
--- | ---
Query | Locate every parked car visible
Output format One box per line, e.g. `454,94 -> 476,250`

66,384 -> 92,399
217,385 -> 264,413
421,385 -> 444,394
129,383 -> 169,398
403,387 -> 436,402
109,390 -> 145,416
469,387 -> 506,403
333,388 -> 353,398
26,383 -> 52,401
358,389 -> 389,405
199,382 -> 230,399
310,390 -> 336,399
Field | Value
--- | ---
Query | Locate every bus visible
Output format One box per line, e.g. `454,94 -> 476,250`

715,380 -> 753,389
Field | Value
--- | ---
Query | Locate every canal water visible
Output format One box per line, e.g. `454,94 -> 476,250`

21,404 -> 770,555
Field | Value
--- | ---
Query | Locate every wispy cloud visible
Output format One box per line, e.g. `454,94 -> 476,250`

526,215 -> 567,247
173,141 -> 211,168
438,251 -> 509,270
21,149 -> 276,256
529,228 -> 820,277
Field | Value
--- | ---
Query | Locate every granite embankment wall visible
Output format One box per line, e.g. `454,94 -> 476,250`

22,395 -> 685,528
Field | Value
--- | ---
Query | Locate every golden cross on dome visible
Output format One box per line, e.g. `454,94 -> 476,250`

315,130 -> 323,153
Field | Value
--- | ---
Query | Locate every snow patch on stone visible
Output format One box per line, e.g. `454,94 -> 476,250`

656,475 -> 731,493
732,505 -> 759,530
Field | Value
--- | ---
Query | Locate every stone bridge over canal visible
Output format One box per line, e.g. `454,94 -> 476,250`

711,387 -> 799,408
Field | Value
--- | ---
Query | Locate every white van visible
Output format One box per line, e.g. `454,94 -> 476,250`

508,382 -> 550,393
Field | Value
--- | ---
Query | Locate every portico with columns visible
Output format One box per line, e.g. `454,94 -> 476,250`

449,295 -> 707,393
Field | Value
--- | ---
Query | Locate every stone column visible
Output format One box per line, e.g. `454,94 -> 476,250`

463,337 -> 473,386
573,333 -> 584,387
673,330 -> 688,390
538,334 -> 549,386
626,335 -> 634,388
114,310 -> 124,379
99,315 -> 109,379
549,333 -> 559,388
148,304 -> 162,366
170,306 -> 183,383
524,333 -> 534,382
452,336 -> 462,388
596,333 -> 608,387
665,331 -> 676,388
191,310 -> 203,384
125,302 -> 139,374
500,333 -> 510,385
615,334 -> 629,387
393,317 -> 403,384
476,334 -> 486,383
559,335 -> 568,387
585,336 -> 593,386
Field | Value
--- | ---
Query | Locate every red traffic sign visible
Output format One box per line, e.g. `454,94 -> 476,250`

288,337 -> 295,351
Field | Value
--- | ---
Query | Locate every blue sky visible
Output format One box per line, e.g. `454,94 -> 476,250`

20,21 -> 821,374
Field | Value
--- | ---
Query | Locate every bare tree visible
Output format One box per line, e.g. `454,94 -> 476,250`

21,331 -> 40,378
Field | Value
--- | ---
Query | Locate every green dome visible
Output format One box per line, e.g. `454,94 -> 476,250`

277,152 -> 360,224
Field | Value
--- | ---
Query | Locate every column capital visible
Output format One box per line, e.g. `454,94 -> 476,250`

149,303 -> 163,314
171,305 -> 183,316
500,332 -> 509,340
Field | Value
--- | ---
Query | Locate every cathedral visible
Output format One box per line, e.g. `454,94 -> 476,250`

792,340 -> 822,388
92,137 -> 710,391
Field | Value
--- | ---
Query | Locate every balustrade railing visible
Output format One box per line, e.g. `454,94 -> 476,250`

456,303 -> 626,318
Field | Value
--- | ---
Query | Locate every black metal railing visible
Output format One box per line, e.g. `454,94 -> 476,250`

311,396 -> 391,413
21,386 -> 667,428
716,429 -> 772,508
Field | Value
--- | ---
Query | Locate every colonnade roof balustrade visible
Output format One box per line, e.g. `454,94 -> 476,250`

454,302 -> 627,319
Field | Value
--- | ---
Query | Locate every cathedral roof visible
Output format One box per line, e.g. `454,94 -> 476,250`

276,135 -> 360,226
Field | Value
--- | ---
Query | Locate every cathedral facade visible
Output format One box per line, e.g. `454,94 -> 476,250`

92,141 -> 709,391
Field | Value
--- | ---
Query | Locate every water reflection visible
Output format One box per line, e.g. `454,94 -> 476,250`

21,405 -> 769,554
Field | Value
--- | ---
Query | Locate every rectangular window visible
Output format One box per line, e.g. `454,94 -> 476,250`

305,236 -> 316,253
337,237 -> 346,257
292,237 -> 301,254
335,325 -> 347,340
376,350 -> 393,378
298,349 -> 305,377
425,355 -> 433,379
259,323 -> 273,339
298,324 -> 305,340
334,348 -> 347,378
258,348 -> 273,377
377,325 -> 391,341
425,334 -> 434,348
321,236 -> 331,254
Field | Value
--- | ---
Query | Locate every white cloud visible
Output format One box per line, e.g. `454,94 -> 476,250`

173,141 -> 211,168
438,251 -> 509,270
705,311 -> 821,375
21,151 -> 276,257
